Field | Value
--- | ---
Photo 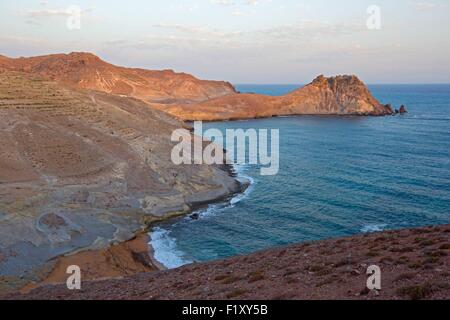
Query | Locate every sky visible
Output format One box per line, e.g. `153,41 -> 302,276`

0,0 -> 450,84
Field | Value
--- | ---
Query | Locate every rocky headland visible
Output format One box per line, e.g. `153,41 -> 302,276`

0,71 -> 244,293
154,75 -> 395,121
6,224 -> 449,300
1,53 -> 396,121
0,52 -> 412,298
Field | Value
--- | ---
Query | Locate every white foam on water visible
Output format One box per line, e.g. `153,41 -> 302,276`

149,163 -> 255,269
150,227 -> 193,269
361,224 -> 388,233
186,163 -> 255,219
231,165 -> 255,206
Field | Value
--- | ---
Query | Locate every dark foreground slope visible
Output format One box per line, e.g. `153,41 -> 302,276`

9,224 -> 449,300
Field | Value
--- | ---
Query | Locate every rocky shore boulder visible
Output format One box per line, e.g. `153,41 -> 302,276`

399,105 -> 408,114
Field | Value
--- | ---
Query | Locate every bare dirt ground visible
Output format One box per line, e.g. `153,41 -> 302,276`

0,52 -> 236,104
7,224 -> 449,300
19,234 -> 156,294
0,71 -> 242,293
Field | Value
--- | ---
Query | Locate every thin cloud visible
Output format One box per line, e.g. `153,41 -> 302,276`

152,20 -> 363,43
22,6 -> 95,18
210,0 -> 235,5
232,10 -> 245,16
412,1 -> 450,11
210,0 -> 271,7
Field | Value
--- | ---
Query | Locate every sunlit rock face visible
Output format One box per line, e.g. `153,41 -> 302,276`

0,53 -> 392,122
0,52 -> 236,104
155,75 -> 394,121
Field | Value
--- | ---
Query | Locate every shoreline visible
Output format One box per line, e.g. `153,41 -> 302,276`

0,71 -> 252,295
148,163 -> 254,269
181,112 -> 398,123
15,163 -> 248,293
19,233 -> 157,294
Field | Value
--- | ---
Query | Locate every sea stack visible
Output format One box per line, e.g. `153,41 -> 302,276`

399,105 -> 408,114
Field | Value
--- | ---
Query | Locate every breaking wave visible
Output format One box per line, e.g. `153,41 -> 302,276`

149,163 -> 255,269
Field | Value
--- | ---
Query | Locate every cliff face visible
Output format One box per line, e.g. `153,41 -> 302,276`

282,75 -> 393,115
0,71 -> 241,292
0,52 -> 236,104
154,75 -> 394,121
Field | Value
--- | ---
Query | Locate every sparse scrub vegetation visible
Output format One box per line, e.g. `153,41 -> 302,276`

397,283 -> 434,300
393,273 -> 415,283
247,271 -> 265,283
226,289 -> 248,299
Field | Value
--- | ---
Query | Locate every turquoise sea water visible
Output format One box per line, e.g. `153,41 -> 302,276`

150,84 -> 450,268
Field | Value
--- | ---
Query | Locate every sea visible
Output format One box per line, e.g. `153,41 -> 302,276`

150,84 -> 450,269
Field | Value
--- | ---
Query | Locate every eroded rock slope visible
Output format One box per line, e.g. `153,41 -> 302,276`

0,53 -> 236,104
156,75 -> 394,121
0,71 -> 241,291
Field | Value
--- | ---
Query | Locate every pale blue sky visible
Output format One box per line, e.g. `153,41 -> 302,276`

1,0 -> 450,83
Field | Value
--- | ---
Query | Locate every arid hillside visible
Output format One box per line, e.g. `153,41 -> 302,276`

155,75 -> 394,121
0,71 -> 243,292
1,53 -> 395,121
8,224 -> 449,300
0,53 -> 236,104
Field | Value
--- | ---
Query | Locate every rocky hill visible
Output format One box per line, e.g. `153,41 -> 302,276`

0,53 -> 236,104
1,53 -> 394,121
0,71 -> 243,292
155,75 -> 394,121
7,224 -> 449,300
